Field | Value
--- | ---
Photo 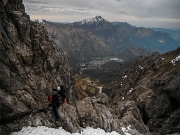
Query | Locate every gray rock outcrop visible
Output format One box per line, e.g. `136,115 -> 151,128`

111,48 -> 180,134
6,93 -> 151,135
0,0 -> 73,134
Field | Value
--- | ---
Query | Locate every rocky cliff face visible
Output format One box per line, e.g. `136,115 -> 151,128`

0,0 -> 74,134
0,1 -> 150,135
111,47 -> 180,134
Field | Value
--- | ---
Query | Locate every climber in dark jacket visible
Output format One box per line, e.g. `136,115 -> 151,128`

47,93 -> 60,121
52,85 -> 67,104
46,86 -> 67,121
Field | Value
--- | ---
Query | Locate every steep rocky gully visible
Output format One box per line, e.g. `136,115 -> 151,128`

0,0 -> 180,135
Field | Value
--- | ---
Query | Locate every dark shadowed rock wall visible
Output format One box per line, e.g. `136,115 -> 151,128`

0,0 -> 74,134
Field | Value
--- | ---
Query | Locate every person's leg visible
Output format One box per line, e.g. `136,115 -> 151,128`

52,106 -> 59,120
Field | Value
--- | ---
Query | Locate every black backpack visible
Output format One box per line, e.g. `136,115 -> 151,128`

51,94 -> 60,107
60,85 -> 66,98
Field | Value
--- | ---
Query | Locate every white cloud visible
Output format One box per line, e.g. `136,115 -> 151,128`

23,0 -> 180,29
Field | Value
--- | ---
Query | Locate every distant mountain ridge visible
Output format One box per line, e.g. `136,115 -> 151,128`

151,28 -> 180,43
70,16 -> 113,33
70,16 -> 113,32
70,16 -> 179,54
42,20 -> 114,63
42,16 -> 179,63
72,15 -> 109,26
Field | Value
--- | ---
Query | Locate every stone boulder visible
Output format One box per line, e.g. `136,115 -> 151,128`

1,93 -> 151,135
56,93 -> 150,135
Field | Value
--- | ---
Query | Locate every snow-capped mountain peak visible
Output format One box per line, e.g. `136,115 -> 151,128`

72,16 -> 109,26
82,16 -> 108,25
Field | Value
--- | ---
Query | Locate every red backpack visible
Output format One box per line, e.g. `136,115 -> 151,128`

48,95 -> 53,101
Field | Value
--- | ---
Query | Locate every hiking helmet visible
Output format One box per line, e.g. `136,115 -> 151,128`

57,86 -> 61,90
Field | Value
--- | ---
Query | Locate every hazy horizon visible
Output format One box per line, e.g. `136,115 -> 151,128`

23,0 -> 180,30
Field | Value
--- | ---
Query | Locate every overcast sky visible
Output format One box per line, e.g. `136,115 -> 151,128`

23,0 -> 180,30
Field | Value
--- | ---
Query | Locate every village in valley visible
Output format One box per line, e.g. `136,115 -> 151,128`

79,57 -> 124,71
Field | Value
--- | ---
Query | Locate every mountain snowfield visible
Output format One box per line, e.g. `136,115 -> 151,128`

70,16 -> 108,26
11,126 -> 132,135
79,16 -> 108,25
170,55 -> 180,65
